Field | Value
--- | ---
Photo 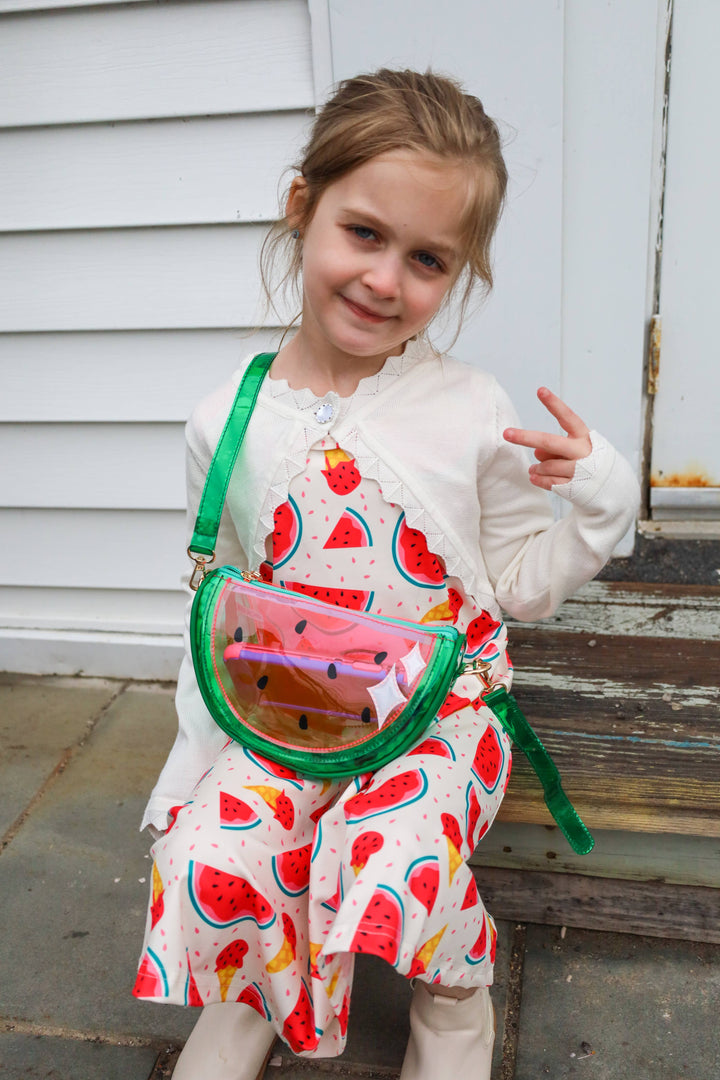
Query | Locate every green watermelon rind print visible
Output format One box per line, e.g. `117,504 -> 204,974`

190,567 -> 465,778
391,515 -> 446,591
272,493 -> 302,570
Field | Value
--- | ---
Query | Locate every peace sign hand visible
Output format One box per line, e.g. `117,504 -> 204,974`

502,387 -> 592,491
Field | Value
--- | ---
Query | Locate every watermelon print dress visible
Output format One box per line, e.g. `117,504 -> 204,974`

134,385 -> 513,1059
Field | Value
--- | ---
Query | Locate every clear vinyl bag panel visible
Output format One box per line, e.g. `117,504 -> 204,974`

190,569 -> 465,776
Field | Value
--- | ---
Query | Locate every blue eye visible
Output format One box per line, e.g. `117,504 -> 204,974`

416,251 -> 441,270
351,225 -> 376,241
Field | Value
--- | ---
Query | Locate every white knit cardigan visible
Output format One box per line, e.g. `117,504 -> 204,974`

141,342 -> 639,832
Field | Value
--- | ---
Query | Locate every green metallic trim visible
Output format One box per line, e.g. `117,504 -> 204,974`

483,685 -> 595,856
189,353 -> 276,558
190,567 -> 465,778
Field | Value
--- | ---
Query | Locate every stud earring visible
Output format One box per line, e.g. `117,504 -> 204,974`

291,229 -> 300,240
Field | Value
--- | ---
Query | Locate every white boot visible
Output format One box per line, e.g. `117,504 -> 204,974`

399,982 -> 495,1080
172,1002 -> 276,1080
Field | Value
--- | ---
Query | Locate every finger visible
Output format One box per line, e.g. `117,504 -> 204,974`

504,426 -> 586,458
536,387 -> 589,438
528,472 -> 570,491
529,459 -> 576,481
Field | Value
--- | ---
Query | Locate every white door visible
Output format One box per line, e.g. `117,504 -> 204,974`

650,0 -> 720,520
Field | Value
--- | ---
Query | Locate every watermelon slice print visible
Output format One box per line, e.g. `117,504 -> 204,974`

436,691 -> 472,720
282,980 -> 320,1054
344,769 -> 429,823
465,783 -> 489,850
324,507 -> 373,549
188,861 -> 276,930
237,981 -> 271,1020
272,496 -> 302,569
185,955 -> 204,1006
272,843 -> 312,897
241,749 -> 305,790
405,855 -> 440,915
465,917 -> 497,966
461,876 -> 479,911
280,580 -> 374,612
406,734 -> 457,760
133,947 -> 168,998
391,515 -> 446,590
349,885 -> 404,965
464,610 -> 502,659
471,723 -> 506,794
219,791 -> 261,831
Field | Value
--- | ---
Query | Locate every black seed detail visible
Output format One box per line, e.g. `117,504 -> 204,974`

295,619 -> 307,634
361,707 -> 372,723
298,714 -> 308,730
234,627 -> 243,642
257,675 -> 268,690
374,651 -> 388,664
327,663 -> 337,679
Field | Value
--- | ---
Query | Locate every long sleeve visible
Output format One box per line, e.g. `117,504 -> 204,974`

477,383 -> 639,621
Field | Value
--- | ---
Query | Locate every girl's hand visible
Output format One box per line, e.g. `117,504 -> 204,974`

502,387 -> 592,491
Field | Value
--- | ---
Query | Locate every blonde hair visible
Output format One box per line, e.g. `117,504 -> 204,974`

261,68 -> 508,342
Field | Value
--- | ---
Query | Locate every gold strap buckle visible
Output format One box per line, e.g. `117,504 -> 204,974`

188,549 -> 214,592
460,657 -> 492,690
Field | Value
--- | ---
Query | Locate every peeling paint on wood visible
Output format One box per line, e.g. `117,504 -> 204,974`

497,618 -> 720,838
472,868 -> 720,943
471,823 -> 720,889
508,581 -> 720,640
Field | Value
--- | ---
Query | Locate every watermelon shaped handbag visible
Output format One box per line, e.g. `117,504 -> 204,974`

187,354 -> 594,854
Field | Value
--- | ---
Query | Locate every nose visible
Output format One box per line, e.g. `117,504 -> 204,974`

361,252 -> 401,299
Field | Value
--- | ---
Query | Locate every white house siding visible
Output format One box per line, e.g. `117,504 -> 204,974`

0,0 -> 315,677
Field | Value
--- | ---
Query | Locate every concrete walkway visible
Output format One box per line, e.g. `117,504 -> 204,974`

1,673 -> 718,1079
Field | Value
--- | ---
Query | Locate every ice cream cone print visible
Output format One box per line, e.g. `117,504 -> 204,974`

309,941 -> 323,978
408,925 -> 447,977
266,913 -> 297,974
325,970 -> 340,999
150,863 -> 164,928
244,784 -> 294,829
440,813 -> 464,885
324,448 -> 352,469
245,784 -> 282,810
218,968 -> 235,1002
214,940 -> 248,1002
420,598 -> 454,623
446,835 -> 463,885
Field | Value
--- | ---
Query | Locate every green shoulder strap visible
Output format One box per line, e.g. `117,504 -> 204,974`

189,352 -> 276,561
483,685 -> 595,855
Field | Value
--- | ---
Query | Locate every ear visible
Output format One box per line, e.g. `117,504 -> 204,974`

285,176 -> 309,233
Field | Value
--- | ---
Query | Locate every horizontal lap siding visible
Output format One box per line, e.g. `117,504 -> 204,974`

1,0 -> 314,674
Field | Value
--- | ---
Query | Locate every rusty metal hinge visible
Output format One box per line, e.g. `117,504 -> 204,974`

647,315 -> 662,395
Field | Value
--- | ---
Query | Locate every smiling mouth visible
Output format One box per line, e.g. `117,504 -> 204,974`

340,296 -> 392,323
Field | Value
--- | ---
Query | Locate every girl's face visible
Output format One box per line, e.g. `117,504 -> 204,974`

288,151 -> 471,373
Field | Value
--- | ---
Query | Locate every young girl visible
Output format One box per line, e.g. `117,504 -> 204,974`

134,69 -> 638,1080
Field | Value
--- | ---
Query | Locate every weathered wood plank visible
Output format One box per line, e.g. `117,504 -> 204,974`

498,626 -> 720,835
471,823 -> 720,889
472,867 -> 720,943
511,579 -> 720,641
